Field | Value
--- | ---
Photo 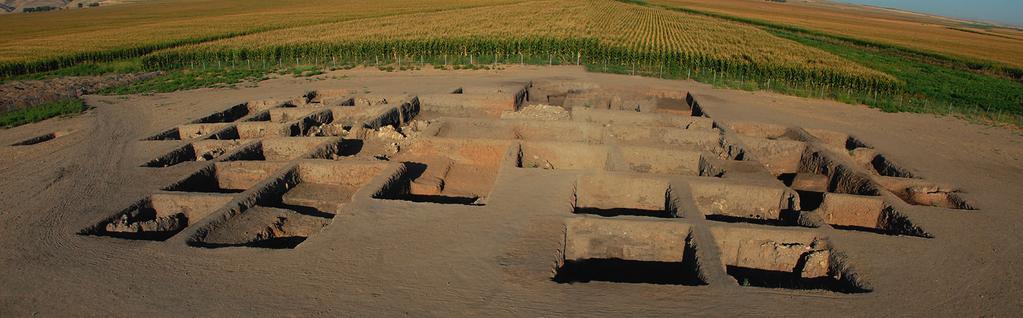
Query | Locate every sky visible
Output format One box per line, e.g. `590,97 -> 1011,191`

839,0 -> 1023,26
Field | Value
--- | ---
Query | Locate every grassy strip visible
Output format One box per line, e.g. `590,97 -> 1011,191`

98,68 -> 269,95
770,30 -> 1023,116
1,59 -> 145,83
100,63 -> 342,95
1,99 -> 87,128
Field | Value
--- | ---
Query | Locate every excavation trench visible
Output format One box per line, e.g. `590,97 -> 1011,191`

81,192 -> 234,241
142,140 -> 244,167
10,130 -> 70,146
195,161 -> 389,248
573,174 -> 677,218
710,226 -> 870,293
555,218 -> 705,285
374,138 -> 510,205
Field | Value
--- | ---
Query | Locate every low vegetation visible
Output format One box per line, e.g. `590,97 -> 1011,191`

0,99 -> 86,128
772,30 -> 1023,124
2,59 -> 144,82
99,68 -> 267,95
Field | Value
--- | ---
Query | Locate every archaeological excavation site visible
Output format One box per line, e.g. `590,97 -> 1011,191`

0,68 -> 1018,316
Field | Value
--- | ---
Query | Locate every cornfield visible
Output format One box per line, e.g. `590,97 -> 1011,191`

0,0 -> 898,93
143,0 -> 898,93
0,0 -> 514,75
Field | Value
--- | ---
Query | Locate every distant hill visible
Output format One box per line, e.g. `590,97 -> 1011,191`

0,0 -> 112,14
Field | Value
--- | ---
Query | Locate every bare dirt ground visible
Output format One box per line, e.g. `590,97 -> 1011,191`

0,65 -> 1020,316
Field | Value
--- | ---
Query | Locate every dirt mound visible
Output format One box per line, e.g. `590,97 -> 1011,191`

0,72 -> 160,113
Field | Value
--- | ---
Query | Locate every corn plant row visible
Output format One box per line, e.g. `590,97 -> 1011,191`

143,37 -> 899,93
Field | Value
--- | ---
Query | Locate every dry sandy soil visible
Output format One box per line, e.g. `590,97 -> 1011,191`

0,66 -> 1021,316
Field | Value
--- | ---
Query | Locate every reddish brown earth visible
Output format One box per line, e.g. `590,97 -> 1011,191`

0,66 -> 1021,316
0,72 -> 159,113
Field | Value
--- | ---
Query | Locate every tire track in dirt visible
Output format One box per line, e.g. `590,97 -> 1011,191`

0,98 -> 157,265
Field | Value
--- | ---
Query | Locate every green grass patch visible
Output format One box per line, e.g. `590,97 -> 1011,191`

1,59 -> 144,83
290,65 -> 324,77
771,30 -> 1023,119
1,99 -> 87,128
99,67 -> 269,95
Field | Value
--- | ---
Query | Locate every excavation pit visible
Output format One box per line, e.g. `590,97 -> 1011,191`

10,130 -> 70,146
605,126 -> 722,152
778,173 -> 830,192
729,122 -> 804,141
233,122 -> 294,139
516,142 -> 608,170
377,138 -> 510,205
244,107 -> 318,123
810,193 -> 930,236
573,175 -> 676,218
688,180 -> 797,222
82,192 -> 233,241
430,118 -> 602,143
418,93 -> 514,118
615,146 -> 706,176
196,161 -> 387,248
427,117 -> 722,152
555,217 -> 704,285
874,177 -> 975,210
431,119 -> 520,140
227,110 -> 333,138
798,151 -> 883,196
795,190 -> 825,211
142,140 -> 244,167
375,161 -> 481,205
144,123 -> 232,141
305,88 -> 356,105
164,162 -> 285,193
869,154 -> 916,178
563,93 -> 656,112
533,85 -> 691,115
526,80 -> 599,107
737,136 -> 807,176
654,96 -> 693,115
571,107 -> 714,129
190,100 -> 280,124
199,205 -> 329,248
846,148 -> 916,178
220,137 -> 335,162
804,128 -> 869,152
276,160 -> 390,214
327,106 -> 389,130
326,98 -> 419,130
709,226 -> 870,293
